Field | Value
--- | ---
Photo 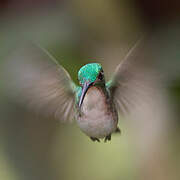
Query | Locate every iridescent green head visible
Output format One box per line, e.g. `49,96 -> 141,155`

78,63 -> 104,85
78,63 -> 105,107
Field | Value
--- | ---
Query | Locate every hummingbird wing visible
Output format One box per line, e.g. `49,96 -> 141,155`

107,38 -> 163,117
3,44 -> 77,122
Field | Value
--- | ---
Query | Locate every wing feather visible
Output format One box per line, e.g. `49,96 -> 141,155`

3,44 -> 77,122
107,38 -> 164,119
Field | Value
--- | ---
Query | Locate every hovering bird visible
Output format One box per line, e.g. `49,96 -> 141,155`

4,40 -> 156,142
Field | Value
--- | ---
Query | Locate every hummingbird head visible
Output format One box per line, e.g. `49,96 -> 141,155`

78,63 -> 105,107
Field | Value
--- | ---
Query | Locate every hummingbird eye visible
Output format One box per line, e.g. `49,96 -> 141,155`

98,72 -> 104,80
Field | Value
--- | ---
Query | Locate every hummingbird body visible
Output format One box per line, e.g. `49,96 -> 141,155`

76,63 -> 120,141
77,86 -> 118,139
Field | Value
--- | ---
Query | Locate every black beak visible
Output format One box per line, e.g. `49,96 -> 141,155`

78,81 -> 93,108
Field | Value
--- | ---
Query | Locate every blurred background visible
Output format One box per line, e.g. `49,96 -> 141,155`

0,0 -> 180,180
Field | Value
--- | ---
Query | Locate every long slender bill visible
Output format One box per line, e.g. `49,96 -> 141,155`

78,81 -> 92,108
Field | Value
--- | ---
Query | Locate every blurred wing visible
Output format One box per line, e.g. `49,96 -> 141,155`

107,38 -> 164,118
4,44 -> 77,122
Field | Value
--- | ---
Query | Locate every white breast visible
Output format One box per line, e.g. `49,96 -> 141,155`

77,87 -> 117,138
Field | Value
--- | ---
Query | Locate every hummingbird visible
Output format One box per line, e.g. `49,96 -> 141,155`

4,40 -> 154,142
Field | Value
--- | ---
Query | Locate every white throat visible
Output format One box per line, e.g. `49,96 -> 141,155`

77,86 -> 117,138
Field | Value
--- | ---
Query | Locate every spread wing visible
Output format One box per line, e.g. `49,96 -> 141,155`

3,44 -> 77,122
107,38 -> 164,119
